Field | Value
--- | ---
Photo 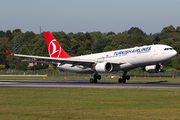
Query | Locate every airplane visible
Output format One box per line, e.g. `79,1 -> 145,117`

3,31 -> 177,83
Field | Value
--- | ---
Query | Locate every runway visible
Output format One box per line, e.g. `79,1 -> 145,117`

0,80 -> 180,88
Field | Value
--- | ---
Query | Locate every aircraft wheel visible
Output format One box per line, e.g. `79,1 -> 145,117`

118,78 -> 122,83
97,75 -> 101,80
94,79 -> 97,83
90,78 -> 94,83
126,75 -> 130,80
123,79 -> 126,83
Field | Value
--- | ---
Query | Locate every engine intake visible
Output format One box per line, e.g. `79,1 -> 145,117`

95,62 -> 113,73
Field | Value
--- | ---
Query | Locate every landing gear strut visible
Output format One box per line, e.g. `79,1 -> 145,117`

118,71 -> 130,83
90,73 -> 101,83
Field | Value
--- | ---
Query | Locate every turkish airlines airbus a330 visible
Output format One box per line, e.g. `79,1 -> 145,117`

3,31 -> 177,83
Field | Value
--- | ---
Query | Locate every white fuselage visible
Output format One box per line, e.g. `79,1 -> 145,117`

57,44 -> 177,74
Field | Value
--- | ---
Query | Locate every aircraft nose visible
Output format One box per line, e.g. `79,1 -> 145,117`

171,50 -> 177,57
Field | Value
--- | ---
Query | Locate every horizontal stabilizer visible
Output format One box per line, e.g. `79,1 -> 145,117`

3,49 -> 12,55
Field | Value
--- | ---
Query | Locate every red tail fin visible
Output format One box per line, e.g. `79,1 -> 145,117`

43,31 -> 72,58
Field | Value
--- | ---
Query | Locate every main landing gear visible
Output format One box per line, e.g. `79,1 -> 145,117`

89,71 -> 130,84
90,74 -> 101,83
118,71 -> 130,83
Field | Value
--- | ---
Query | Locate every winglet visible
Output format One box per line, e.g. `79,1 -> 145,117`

3,49 -> 12,55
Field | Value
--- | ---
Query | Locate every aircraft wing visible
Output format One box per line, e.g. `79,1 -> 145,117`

3,49 -> 125,67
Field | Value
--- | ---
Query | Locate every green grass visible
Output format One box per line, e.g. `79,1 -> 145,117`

0,88 -> 180,120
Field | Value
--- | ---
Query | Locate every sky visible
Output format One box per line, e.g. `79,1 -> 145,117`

0,0 -> 180,34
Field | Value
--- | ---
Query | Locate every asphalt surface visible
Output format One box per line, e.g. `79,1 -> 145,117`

0,80 -> 180,88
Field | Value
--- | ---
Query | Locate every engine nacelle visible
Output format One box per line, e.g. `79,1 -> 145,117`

95,62 -> 113,73
145,64 -> 163,73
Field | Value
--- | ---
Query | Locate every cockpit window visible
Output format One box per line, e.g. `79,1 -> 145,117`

164,48 -> 174,50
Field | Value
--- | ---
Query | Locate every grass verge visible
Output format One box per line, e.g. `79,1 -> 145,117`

0,88 -> 180,120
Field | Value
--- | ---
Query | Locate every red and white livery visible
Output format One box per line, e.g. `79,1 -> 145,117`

3,31 -> 177,83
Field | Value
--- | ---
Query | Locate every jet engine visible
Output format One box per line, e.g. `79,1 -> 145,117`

144,64 -> 163,73
95,62 -> 113,73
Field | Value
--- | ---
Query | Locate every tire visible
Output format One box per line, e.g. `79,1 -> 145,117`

126,75 -> 130,80
97,75 -> 101,80
118,78 -> 122,83
90,78 -> 94,83
94,79 -> 97,83
123,79 -> 126,83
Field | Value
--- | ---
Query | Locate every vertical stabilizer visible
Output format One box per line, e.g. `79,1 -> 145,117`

43,31 -> 72,58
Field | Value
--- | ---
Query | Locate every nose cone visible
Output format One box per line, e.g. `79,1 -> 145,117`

171,50 -> 177,57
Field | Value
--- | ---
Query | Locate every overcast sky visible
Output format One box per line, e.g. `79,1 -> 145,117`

0,0 -> 180,34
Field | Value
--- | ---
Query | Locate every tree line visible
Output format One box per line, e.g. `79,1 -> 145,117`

0,25 -> 180,71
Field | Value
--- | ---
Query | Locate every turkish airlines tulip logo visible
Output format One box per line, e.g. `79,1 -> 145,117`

49,40 -> 61,58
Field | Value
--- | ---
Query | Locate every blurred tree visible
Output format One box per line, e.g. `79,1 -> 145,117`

72,32 -> 84,40
22,31 -> 36,45
67,32 -> 74,38
70,40 -> 79,56
52,32 -> 63,40
10,64 -> 15,69
172,34 -> 180,42
5,55 -> 18,64
32,38 -> 46,56
78,34 -> 86,42
90,31 -> 102,42
159,39 -> 174,46
161,25 -> 175,33
42,63 -> 49,69
153,36 -> 161,44
143,35 -> 154,45
5,30 -> 14,40
103,46 -> 113,52
13,29 -> 21,33
106,31 -> 115,36
0,65 -> 5,70
0,30 -> 5,37
176,26 -> 180,32
171,41 -> 180,54
19,44 -> 28,55
21,61 -> 29,71
117,44 -> 131,49
160,25 -> 175,39
60,36 -> 71,53
96,38 -> 112,52
0,38 -> 12,60
15,63 -> 21,70
136,35 -> 144,46
128,27 -> 145,36
115,32 -> 130,45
